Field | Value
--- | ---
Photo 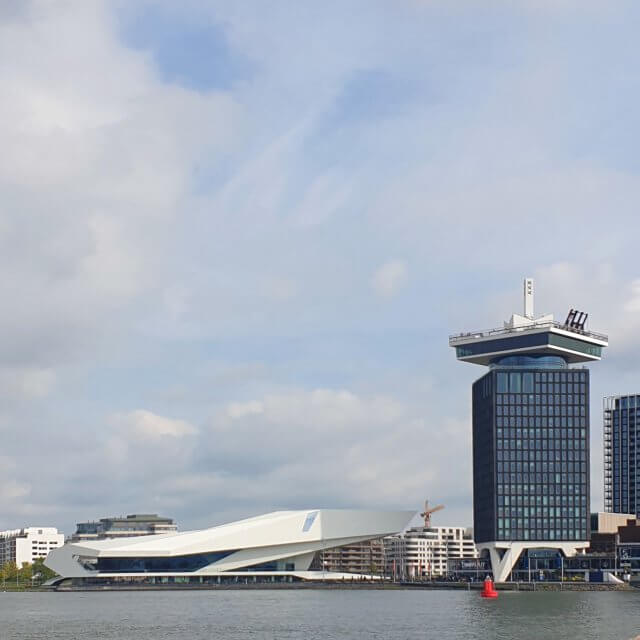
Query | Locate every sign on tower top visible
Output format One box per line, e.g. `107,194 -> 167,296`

524,278 -> 534,319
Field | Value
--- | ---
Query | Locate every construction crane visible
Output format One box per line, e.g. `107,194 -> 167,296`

420,500 -> 444,528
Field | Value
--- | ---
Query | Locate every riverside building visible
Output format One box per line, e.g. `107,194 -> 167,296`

46,509 -> 414,587
0,527 -> 64,568
449,278 -> 608,581
384,526 -> 478,579
603,395 -> 640,517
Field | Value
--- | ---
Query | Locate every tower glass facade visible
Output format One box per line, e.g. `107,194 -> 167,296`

604,394 -> 640,516
473,364 -> 589,544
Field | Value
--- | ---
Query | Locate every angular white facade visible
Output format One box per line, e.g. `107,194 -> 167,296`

46,509 -> 414,583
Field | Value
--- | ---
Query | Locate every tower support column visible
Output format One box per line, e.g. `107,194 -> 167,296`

477,541 -> 588,583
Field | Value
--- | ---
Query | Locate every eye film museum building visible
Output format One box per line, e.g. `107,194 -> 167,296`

449,279 -> 608,581
45,509 -> 414,587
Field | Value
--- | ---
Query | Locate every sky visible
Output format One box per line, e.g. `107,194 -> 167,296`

2,0 -> 640,534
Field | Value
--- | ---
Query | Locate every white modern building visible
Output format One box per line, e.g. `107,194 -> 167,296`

0,527 -> 65,568
46,509 -> 414,586
385,526 -> 478,579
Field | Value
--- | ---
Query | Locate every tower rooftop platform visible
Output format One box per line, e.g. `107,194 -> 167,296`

449,320 -> 608,365
450,278 -> 608,366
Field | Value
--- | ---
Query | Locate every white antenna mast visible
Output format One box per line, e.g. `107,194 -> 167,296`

524,278 -> 534,319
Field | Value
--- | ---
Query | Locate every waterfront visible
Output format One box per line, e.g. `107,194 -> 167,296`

1,589 -> 639,640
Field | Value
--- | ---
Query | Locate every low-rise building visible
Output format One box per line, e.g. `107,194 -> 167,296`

385,526 -> 478,579
70,514 -> 177,542
0,527 -> 64,568
319,539 -> 385,576
589,512 -> 636,554
558,513 -> 640,582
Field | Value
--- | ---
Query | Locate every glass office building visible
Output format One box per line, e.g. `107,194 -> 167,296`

473,363 -> 589,544
450,279 -> 607,581
604,394 -> 640,517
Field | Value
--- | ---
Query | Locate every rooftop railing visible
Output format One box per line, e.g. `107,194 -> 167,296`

449,320 -> 608,345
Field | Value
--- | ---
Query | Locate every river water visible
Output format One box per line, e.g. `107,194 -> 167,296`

1,589 -> 639,640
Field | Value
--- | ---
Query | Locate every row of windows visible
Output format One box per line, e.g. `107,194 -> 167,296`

499,385 -> 586,398
497,427 -> 585,439
612,414 -> 640,422
497,461 -> 586,473
497,405 -> 586,417
497,450 -> 587,462
498,507 -> 587,528
95,551 -> 237,573
535,371 -> 586,383
496,439 -> 585,451
497,416 -> 587,428
498,517 -> 584,528
498,507 -> 584,518
498,393 -> 585,406
497,484 -> 587,496
496,371 -> 587,394
497,473 -> 586,484
497,530 -> 586,541
498,495 -> 586,507
614,396 -> 640,409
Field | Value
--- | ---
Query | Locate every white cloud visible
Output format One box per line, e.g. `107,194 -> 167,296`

186,387 -> 471,524
0,480 -> 31,501
258,276 -> 298,301
0,0 -> 243,370
623,279 -> 640,314
227,400 -> 264,419
0,367 -> 55,399
115,410 -> 198,439
1,0 -> 639,533
371,260 -> 409,298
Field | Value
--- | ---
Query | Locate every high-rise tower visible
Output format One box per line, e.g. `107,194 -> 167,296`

449,279 -> 608,581
603,394 -> 640,517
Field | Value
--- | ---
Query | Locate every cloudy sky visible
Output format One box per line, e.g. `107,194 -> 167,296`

2,0 -> 640,534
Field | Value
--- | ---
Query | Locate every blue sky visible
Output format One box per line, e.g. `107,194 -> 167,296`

1,0 -> 640,533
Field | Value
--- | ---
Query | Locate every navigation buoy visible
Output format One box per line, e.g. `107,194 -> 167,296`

481,576 -> 498,598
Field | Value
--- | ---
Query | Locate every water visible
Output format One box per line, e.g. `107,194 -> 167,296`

1,589 -> 639,640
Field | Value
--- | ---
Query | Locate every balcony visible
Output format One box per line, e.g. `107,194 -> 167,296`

449,320 -> 608,346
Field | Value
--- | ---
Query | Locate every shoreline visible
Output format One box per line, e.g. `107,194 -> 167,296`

16,580 -> 635,593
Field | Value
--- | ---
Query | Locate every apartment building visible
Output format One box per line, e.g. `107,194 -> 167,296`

0,527 -> 64,568
319,539 -> 385,576
385,526 -> 478,579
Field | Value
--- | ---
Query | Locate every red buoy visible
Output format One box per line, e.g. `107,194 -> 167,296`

481,576 -> 498,598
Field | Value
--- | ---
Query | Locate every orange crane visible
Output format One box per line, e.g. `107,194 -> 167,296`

420,500 -> 444,528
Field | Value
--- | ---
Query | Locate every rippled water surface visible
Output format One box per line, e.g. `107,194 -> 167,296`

1,589 -> 640,640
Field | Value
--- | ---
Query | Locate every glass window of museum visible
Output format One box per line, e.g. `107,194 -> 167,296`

473,355 -> 589,544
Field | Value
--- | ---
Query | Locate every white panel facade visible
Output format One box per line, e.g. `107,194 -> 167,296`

46,509 -> 414,582
385,526 -> 478,579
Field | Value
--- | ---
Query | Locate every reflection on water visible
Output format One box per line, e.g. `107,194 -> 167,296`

1,589 -> 639,640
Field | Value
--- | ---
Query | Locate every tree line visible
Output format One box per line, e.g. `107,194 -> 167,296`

0,558 -> 58,586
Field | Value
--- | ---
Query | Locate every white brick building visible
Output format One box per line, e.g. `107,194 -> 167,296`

385,526 -> 478,579
0,527 -> 64,568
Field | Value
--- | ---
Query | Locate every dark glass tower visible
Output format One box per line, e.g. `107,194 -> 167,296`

604,395 -> 640,517
450,279 -> 608,581
473,362 -> 590,544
